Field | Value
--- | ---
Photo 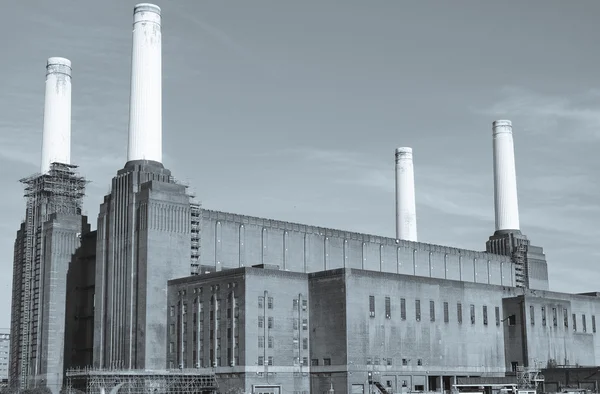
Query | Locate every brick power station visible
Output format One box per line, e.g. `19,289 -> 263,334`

8,3 -> 600,394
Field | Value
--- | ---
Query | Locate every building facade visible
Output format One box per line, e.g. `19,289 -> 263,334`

167,266 -> 600,394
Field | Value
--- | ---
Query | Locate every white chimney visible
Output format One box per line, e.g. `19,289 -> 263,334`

40,57 -> 72,174
395,147 -> 417,242
492,120 -> 520,232
127,3 -> 162,163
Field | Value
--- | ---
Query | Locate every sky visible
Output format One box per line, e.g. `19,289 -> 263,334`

0,0 -> 599,328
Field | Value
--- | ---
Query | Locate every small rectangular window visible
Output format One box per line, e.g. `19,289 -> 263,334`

386,358 -> 392,366
593,315 -> 597,333
573,314 -> 577,331
582,314 -> 587,333
483,305 -> 488,326
258,316 -> 264,328
457,303 -> 463,324
402,358 -> 408,366
323,358 -> 331,366
311,359 -> 319,366
268,297 -> 273,309
258,336 -> 264,348
530,305 -> 535,325
268,317 -> 273,329
258,356 -> 264,366
170,306 -> 175,316
302,319 -> 308,330
417,359 -> 422,366
302,338 -> 308,350
470,304 -> 475,325
268,336 -> 274,348
302,299 -> 308,309
400,298 -> 406,320
268,356 -> 273,366
369,295 -> 375,317
258,296 -> 264,309
564,309 -> 569,328
443,302 -> 449,323
415,299 -> 421,321
293,299 -> 299,310
385,297 -> 391,319
495,306 -> 500,326
302,357 -> 308,366
541,306 -> 546,326
552,308 -> 557,327
430,301 -> 435,322
293,318 -> 299,330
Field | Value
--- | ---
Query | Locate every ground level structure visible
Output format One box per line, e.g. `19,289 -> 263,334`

64,368 -> 218,394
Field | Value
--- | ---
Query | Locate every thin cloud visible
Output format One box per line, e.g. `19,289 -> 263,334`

473,86 -> 600,140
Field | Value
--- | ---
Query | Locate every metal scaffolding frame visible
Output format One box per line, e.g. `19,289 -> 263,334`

11,162 -> 87,389
64,368 -> 218,394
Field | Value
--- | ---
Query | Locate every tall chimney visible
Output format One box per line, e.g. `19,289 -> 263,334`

127,3 -> 162,163
40,57 -> 72,174
492,120 -> 520,232
395,147 -> 417,242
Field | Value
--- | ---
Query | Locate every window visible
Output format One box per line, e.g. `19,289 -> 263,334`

258,336 -> 264,348
311,359 -> 319,366
302,319 -> 308,330
366,357 -> 372,365
470,304 -> 475,325
170,306 -> 175,316
374,357 -> 380,365
443,302 -> 449,323
582,315 -> 587,333
268,297 -> 273,309
400,298 -> 406,320
386,358 -> 392,366
258,296 -> 264,309
573,314 -> 577,331
268,336 -> 274,348
293,318 -> 299,330
552,308 -> 557,327
417,359 -> 422,366
564,309 -> 569,328
385,297 -> 391,319
293,299 -> 299,310
457,303 -> 463,324
593,315 -> 596,333
302,357 -> 308,366
495,307 -> 500,326
268,356 -> 273,366
182,304 -> 187,314
530,306 -> 535,325
169,342 -> 174,353
541,306 -> 546,326
415,300 -> 421,321
169,323 -> 175,335
369,296 -> 375,317
302,299 -> 308,310
258,356 -> 264,366
302,338 -> 308,350
483,306 -> 488,326
268,317 -> 273,329
430,301 -> 435,322
258,316 -> 264,328
402,358 -> 408,366
323,358 -> 331,366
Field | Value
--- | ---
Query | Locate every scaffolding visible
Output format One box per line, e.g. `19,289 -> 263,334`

517,364 -> 545,390
512,244 -> 528,289
190,201 -> 201,275
12,162 -> 87,389
64,368 -> 218,394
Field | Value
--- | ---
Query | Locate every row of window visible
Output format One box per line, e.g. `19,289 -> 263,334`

529,306 -> 596,333
366,357 -> 422,366
369,296 -> 501,326
257,296 -> 309,311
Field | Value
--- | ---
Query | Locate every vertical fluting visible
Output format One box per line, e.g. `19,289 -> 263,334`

492,120 -> 520,231
395,147 -> 418,241
127,3 -> 162,163
41,57 -> 72,174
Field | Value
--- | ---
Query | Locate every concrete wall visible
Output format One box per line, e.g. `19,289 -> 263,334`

199,209 -> 515,287
38,214 -> 87,394
64,230 -> 97,371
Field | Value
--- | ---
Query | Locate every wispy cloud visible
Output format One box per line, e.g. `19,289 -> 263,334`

472,86 -> 600,140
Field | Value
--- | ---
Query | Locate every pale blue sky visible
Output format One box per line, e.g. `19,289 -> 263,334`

1,1 -> 599,327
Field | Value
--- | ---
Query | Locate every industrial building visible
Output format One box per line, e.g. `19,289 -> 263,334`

6,2 -> 600,394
